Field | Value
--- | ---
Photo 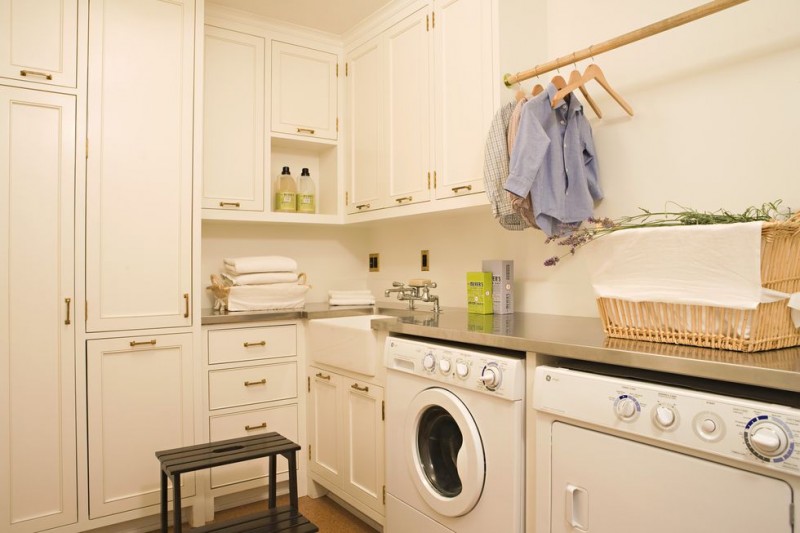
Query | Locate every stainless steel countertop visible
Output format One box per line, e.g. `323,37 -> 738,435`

202,305 -> 800,393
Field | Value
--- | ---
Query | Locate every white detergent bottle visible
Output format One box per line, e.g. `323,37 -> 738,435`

275,166 -> 297,212
296,167 -> 316,214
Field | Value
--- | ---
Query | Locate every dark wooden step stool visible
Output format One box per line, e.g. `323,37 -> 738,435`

156,432 -> 318,533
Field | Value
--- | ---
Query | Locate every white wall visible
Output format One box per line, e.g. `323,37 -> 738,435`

203,0 -> 800,317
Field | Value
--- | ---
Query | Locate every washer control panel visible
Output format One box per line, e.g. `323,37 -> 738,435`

385,336 -> 524,400
534,366 -> 799,476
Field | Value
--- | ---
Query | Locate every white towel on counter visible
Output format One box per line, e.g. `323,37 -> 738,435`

328,289 -> 375,306
590,222 -> 764,309
227,282 -> 310,312
221,271 -> 299,286
224,256 -> 298,275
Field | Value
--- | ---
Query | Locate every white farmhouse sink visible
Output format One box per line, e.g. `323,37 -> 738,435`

307,314 -> 392,376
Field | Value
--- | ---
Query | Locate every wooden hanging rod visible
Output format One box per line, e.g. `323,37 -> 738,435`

503,0 -> 750,87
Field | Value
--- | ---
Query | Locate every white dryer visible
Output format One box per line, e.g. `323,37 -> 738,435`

384,336 -> 525,533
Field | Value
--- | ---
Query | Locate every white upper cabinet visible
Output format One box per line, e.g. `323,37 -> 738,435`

433,0 -> 495,199
85,0 -> 194,332
386,6 -> 432,207
272,41 -> 338,141
203,25 -> 265,212
345,37 -> 387,214
0,0 -> 79,87
0,86 -> 77,533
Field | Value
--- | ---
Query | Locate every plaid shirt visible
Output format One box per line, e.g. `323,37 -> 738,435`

482,101 -> 532,231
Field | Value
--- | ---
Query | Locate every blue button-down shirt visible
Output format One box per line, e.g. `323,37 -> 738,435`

504,83 -> 602,236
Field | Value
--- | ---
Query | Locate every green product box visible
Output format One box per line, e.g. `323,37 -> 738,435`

467,272 -> 493,314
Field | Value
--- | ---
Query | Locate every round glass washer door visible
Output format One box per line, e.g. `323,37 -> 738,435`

404,387 -> 485,517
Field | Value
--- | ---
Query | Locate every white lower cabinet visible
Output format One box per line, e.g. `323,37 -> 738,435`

86,333 -> 195,519
309,366 -> 385,521
204,322 -> 304,504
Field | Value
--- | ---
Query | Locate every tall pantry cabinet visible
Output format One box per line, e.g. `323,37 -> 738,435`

84,0 -> 199,522
2,0 -> 202,531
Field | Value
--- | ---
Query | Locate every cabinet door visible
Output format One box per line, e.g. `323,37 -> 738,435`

0,87 -> 77,533
386,7 -> 433,207
0,0 -> 79,87
308,367 -> 342,485
272,41 -> 338,140
346,38 -> 387,214
87,334 -> 195,518
203,25 -> 265,212
433,0 -> 495,199
342,380 -> 385,514
85,0 -> 194,332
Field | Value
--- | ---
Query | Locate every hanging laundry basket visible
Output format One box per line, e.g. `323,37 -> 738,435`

597,212 -> 800,352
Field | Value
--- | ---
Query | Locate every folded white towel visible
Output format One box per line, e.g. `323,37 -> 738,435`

224,256 -> 298,275
329,297 -> 376,306
591,222 -> 763,310
227,282 -> 310,312
222,271 -> 299,286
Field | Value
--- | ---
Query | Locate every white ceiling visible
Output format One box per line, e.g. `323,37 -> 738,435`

208,0 -> 393,35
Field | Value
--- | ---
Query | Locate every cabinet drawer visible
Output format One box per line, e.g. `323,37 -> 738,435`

208,325 -> 296,364
209,363 -> 297,410
208,404 -> 299,489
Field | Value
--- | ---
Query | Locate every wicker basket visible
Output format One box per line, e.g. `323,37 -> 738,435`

597,213 -> 800,352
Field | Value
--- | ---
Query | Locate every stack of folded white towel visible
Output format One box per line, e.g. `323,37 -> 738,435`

328,289 -> 376,306
220,256 -> 310,311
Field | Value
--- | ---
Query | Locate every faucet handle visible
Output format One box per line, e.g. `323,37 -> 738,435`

408,278 -> 436,288
392,281 -> 405,287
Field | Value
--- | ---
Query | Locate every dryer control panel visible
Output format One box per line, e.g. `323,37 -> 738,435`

385,336 -> 524,401
534,366 -> 800,476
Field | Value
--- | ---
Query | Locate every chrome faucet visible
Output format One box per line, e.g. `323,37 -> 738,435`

384,280 -> 440,313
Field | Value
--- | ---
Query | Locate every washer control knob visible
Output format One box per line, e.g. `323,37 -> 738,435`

455,361 -> 470,379
422,352 -> 436,372
615,397 -> 638,420
479,363 -> 502,390
655,405 -> 676,428
439,358 -> 452,374
700,418 -> 717,434
749,423 -> 789,458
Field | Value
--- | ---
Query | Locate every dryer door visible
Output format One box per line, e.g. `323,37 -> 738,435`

404,387 -> 485,517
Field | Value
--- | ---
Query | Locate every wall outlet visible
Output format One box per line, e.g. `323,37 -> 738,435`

369,253 -> 379,272
421,250 -> 430,271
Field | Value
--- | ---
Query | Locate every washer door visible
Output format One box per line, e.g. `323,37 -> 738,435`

404,387 -> 485,517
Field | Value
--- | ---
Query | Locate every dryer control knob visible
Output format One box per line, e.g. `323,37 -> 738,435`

700,418 -> 717,434
615,398 -> 638,420
479,364 -> 501,390
439,358 -> 452,374
749,423 -> 789,458
655,405 -> 676,428
422,352 -> 436,372
456,361 -> 470,379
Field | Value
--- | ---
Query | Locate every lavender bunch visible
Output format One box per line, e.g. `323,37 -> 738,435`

543,201 -> 789,267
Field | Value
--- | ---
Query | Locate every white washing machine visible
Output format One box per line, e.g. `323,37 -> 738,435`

533,364 -> 800,533
384,336 -> 525,533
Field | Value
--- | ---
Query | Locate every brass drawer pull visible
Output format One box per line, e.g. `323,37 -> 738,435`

244,379 -> 266,387
184,293 -> 190,318
243,341 -> 266,347
20,69 -> 53,80
351,383 -> 369,393
245,422 -> 267,431
451,185 -> 472,193
130,339 -> 157,347
296,127 -> 315,135
219,201 -> 241,207
395,196 -> 413,204
355,203 -> 370,210
315,372 -> 331,380
64,298 -> 72,325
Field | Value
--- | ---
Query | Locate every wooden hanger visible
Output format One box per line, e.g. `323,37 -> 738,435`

531,82 -> 544,96
550,74 -> 567,90
583,63 -> 633,116
566,67 -> 603,118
